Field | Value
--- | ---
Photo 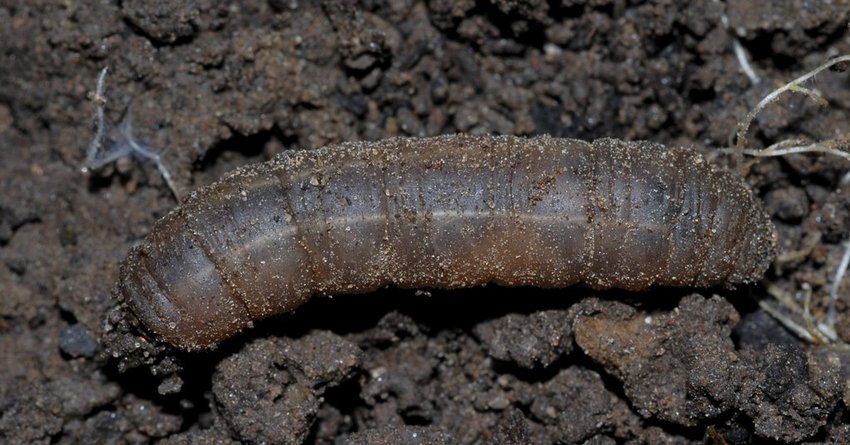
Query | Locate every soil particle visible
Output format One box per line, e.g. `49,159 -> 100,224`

212,332 -> 362,445
473,310 -> 573,368
575,294 -> 845,442
0,373 -> 123,444
486,409 -> 532,445
58,393 -> 183,444
157,427 -> 240,445
574,294 -> 748,427
726,1 -> 848,54
120,0 -> 206,45
818,185 -> 850,243
58,324 -> 99,358
735,308 -> 803,351
0,390 -> 64,444
764,187 -> 810,222
335,425 -> 456,445
529,367 -> 638,443
747,346 -> 842,442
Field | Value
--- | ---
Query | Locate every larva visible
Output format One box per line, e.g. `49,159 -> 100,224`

118,135 -> 776,350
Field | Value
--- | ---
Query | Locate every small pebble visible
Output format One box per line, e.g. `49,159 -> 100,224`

158,374 -> 184,395
59,324 -> 98,358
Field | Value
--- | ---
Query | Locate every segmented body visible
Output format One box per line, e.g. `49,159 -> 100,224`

118,135 -> 776,350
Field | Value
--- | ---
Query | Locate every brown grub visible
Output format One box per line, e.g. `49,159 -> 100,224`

119,136 -> 775,350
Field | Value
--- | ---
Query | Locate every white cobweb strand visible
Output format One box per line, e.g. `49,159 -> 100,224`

82,67 -> 110,173
119,116 -> 180,200
81,67 -> 181,201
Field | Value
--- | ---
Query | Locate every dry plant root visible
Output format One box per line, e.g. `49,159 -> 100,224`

735,54 -> 850,347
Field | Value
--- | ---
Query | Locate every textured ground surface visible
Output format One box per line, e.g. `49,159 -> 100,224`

2,0 -> 850,443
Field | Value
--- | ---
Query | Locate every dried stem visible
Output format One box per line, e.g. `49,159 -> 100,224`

735,54 -> 850,169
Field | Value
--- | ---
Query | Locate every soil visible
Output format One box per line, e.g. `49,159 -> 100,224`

2,0 -> 850,444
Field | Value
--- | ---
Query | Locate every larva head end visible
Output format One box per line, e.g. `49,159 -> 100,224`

729,207 -> 778,286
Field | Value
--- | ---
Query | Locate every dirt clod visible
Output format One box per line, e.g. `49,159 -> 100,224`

58,324 -> 99,358
212,332 -> 362,445
574,294 -> 747,427
474,310 -> 573,368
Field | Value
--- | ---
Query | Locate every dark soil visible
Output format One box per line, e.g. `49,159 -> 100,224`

2,1 -> 850,443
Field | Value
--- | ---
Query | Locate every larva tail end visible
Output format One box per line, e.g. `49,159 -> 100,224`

730,205 -> 778,285
116,221 -> 257,351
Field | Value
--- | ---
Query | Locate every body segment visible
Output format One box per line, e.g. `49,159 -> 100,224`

118,135 -> 776,349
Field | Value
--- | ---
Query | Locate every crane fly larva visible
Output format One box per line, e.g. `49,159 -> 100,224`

118,135 -> 776,350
